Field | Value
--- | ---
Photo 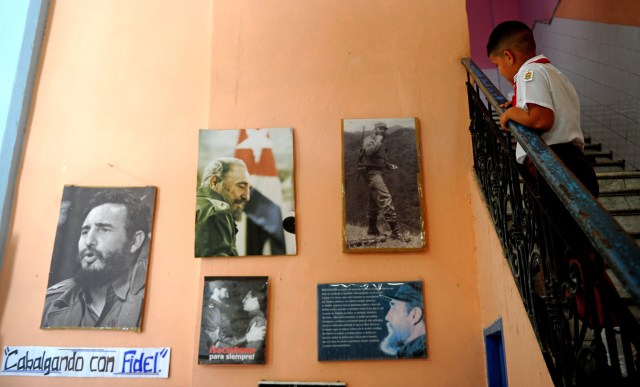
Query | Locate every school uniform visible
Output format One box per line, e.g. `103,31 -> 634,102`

512,54 -> 599,198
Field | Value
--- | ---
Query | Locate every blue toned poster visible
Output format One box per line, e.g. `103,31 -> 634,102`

317,281 -> 427,361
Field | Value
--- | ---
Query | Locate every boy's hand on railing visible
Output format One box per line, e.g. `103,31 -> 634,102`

499,108 -> 513,130
499,101 -> 512,109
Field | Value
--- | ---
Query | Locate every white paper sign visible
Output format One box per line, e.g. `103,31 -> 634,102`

1,346 -> 170,378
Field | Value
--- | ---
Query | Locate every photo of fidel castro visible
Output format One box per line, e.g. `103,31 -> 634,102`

342,117 -> 425,252
41,186 -> 156,331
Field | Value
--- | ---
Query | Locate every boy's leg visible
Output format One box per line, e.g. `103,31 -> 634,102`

550,143 -> 599,198
533,144 -> 599,256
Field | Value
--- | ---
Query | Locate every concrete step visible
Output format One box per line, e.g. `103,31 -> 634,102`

584,143 -> 602,151
585,149 -> 613,160
593,158 -> 625,169
609,269 -> 632,300
595,171 -> 640,247
599,196 -> 640,212
595,168 -> 640,333
594,164 -> 627,173
612,214 -> 640,235
597,172 -> 640,194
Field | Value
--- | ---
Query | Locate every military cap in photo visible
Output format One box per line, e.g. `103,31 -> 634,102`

380,283 -> 423,304
374,122 -> 389,131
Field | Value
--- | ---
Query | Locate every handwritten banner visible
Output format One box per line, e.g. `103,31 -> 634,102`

1,346 -> 170,378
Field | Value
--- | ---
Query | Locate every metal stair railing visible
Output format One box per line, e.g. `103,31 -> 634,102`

462,57 -> 640,386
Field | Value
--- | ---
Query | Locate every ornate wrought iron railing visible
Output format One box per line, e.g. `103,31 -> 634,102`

462,58 -> 640,386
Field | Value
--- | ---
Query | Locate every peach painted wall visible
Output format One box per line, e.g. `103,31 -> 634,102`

0,0 -> 492,386
470,175 -> 554,387
556,0 -> 640,27
196,1 -> 483,385
0,0 -> 210,386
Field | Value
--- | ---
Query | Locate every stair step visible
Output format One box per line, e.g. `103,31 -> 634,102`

594,164 -> 627,173
597,172 -> 640,193
596,171 -> 640,179
609,208 -> 640,216
599,196 -> 640,211
613,214 -> 640,235
593,159 -> 625,168
629,306 -> 640,323
584,143 -> 602,151
585,150 -> 613,160
608,269 -> 632,300
599,189 -> 640,197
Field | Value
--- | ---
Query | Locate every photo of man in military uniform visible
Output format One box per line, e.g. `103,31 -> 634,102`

198,276 -> 268,365
195,157 -> 251,257
379,282 -> 427,358
41,186 -> 156,330
359,122 -> 409,241
196,128 -> 297,257
342,118 -> 425,252
317,280 -> 427,361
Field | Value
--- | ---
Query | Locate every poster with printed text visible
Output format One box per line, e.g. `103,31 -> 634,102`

198,276 -> 268,365
318,281 -> 427,361
342,118 -> 425,252
196,128 -> 296,257
40,186 -> 156,331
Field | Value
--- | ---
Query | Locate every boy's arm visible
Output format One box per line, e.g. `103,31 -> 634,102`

500,103 -> 554,132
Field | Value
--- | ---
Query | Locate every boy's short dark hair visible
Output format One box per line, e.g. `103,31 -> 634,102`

486,20 -> 536,57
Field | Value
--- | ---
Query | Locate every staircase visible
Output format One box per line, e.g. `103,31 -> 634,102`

491,107 -> 640,317
589,140 -> 640,243
488,111 -> 640,244
582,138 -> 640,324
468,57 -> 640,385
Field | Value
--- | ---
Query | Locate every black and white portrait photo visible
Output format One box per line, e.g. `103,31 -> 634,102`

41,186 -> 156,331
342,118 -> 425,252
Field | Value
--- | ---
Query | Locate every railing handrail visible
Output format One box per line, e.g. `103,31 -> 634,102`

462,57 -> 640,302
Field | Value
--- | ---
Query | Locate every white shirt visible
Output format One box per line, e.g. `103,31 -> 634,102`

513,55 -> 584,163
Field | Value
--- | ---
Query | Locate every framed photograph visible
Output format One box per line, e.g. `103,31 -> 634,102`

317,281 -> 427,361
198,276 -> 268,365
196,128 -> 296,257
40,186 -> 157,331
342,118 -> 425,252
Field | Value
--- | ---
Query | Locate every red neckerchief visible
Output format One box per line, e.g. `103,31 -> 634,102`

512,57 -> 551,107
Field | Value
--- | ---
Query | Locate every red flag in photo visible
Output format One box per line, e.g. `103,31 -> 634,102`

234,129 -> 285,255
